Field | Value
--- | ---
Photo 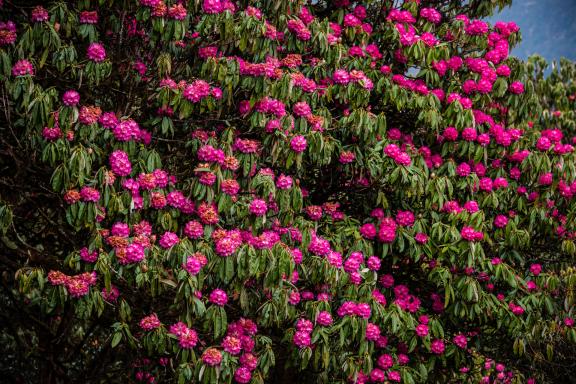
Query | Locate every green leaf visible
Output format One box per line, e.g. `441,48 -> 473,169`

111,332 -> 122,348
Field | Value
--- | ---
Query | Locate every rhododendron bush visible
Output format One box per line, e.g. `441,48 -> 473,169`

1,0 -> 576,383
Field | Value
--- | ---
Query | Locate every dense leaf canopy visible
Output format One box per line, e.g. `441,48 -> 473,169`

0,0 -> 575,383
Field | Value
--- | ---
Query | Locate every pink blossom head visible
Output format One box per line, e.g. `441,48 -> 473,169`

453,334 -> 467,348
12,59 -> 34,77
234,367 -> 252,383
62,90 -> 80,106
415,232 -> 428,244
493,214 -> 508,228
530,263 -> 542,276
430,339 -> 445,354
249,199 -> 268,216
87,42 -> 107,62
201,347 -> 223,366
159,231 -> 179,249
31,6 -> 49,22
292,326 -> 312,346
290,135 -> 307,153
109,150 -> 132,177
509,81 -> 524,94
209,288 -> 228,306
139,313 -> 161,331
202,0 -> 225,14
443,127 -> 458,141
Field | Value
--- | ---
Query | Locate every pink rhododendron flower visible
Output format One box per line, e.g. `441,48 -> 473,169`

12,59 -> 34,76
290,135 -> 307,153
201,348 -> 223,366
431,339 -> 445,354
87,43 -> 106,62
209,288 -> 228,306
139,313 -> 161,330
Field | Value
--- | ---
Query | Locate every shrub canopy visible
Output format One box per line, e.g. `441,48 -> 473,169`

0,0 -> 575,383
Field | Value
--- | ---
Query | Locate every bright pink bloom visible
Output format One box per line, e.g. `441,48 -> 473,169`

109,150 -> 132,177
509,81 -> 524,94
209,288 -> 228,306
415,324 -> 429,337
396,210 -> 415,227
12,59 -> 34,76
530,264 -> 542,276
293,331 -> 311,348
87,43 -> 107,62
316,311 -> 333,326
62,90 -> 80,106
360,223 -> 377,239
415,232 -> 428,244
377,353 -> 393,369
140,313 -> 161,330
276,174 -> 293,189
79,10 -> 98,24
249,199 -> 268,216
378,218 -> 397,243
293,101 -> 312,117
234,367 -> 252,383
494,214 -> 508,228
290,135 -> 307,153
202,0 -> 224,14
80,186 -> 100,202
430,339 -> 445,354
183,254 -> 203,275
159,232 -> 179,249
453,334 -> 467,348
80,247 -> 98,263
202,348 -> 223,366
31,6 -> 49,22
